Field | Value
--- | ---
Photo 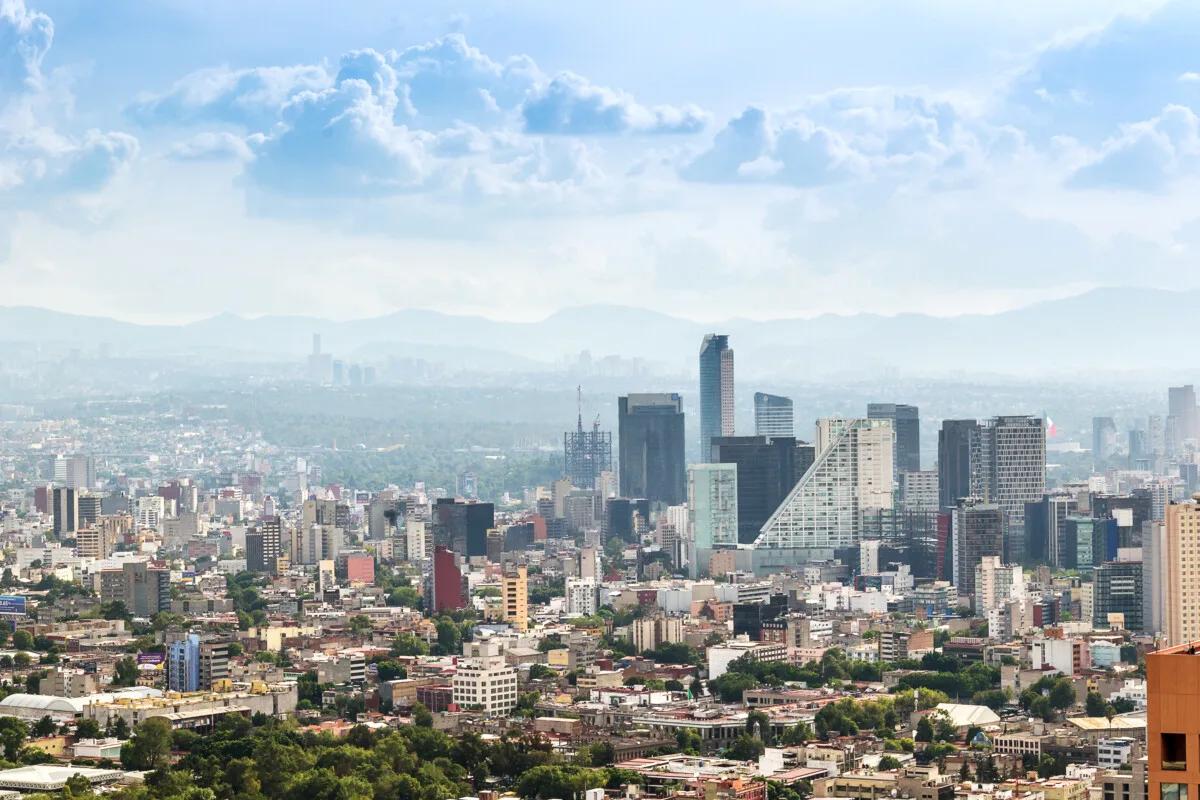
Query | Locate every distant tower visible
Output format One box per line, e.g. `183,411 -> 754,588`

699,334 -> 734,460
564,386 -> 612,490
618,393 -> 686,507
754,393 -> 793,438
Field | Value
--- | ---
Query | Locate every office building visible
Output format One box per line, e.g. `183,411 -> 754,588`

953,500 -> 1003,598
699,334 -> 735,459
868,403 -> 920,473
432,498 -> 494,558
1024,492 -> 1078,567
618,394 -> 686,507
52,487 -> 77,536
900,470 -> 939,511
1093,416 -> 1118,469
754,393 -> 793,438
167,634 -> 201,693
95,561 -> 170,617
938,419 -> 979,510
200,641 -> 230,689
711,436 -> 806,544
431,546 -> 466,613
1165,499 -> 1200,646
452,642 -> 518,716
502,565 -> 528,632
753,418 -> 893,565
55,454 -> 95,490
687,463 -> 738,577
246,516 -> 282,574
1093,559 -> 1143,631
1169,384 -> 1198,450
77,494 -> 102,526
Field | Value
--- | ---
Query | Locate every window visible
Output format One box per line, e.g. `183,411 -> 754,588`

1162,734 -> 1188,771
1162,785 -> 1188,800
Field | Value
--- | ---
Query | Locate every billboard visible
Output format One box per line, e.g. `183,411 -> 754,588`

0,596 -> 27,615
136,652 -> 164,666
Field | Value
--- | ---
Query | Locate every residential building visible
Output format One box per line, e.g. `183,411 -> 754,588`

1164,498 -> 1200,646
502,565 -> 528,632
566,577 -> 598,616
452,642 -> 518,715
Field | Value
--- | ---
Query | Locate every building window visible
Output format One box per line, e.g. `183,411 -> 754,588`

1162,785 -> 1187,800
1162,734 -> 1188,770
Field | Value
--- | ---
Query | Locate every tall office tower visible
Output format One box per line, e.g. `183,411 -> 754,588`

1144,520 -> 1168,636
367,491 -> 405,541
432,498 -> 494,558
1149,413 -> 1166,461
754,393 -> 794,438
123,561 -> 171,617
1024,492 -> 1077,566
938,420 -> 980,510
687,463 -> 738,577
306,333 -> 333,384
711,436 -> 803,543
430,546 -> 466,613
52,487 -> 78,535
978,416 -> 1046,563
618,393 -> 686,507
952,500 -> 1003,598
245,529 -> 265,573
258,516 -> 282,574
1092,416 -> 1118,469
564,388 -> 613,490
698,334 -> 734,459
77,493 -> 102,526
754,418 -> 893,564
56,455 -> 95,490
868,403 -> 920,473
1129,428 -> 1148,468
1164,498 -> 1200,645
1093,559 -> 1143,631
1169,384 -> 1199,445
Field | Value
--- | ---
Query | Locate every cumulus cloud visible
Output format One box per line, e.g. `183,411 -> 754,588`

1068,104 -> 1200,191
247,58 -> 429,196
168,131 -> 256,162
0,0 -> 52,95
127,64 -> 331,128
522,72 -> 706,135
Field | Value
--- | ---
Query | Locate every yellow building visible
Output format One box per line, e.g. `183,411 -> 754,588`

502,565 -> 528,632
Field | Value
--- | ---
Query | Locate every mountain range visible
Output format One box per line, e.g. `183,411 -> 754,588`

0,287 -> 1192,378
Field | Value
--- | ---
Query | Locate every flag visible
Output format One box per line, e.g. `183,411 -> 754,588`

1046,417 -> 1057,438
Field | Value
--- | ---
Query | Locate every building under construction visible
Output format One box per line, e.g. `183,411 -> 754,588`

564,388 -> 612,490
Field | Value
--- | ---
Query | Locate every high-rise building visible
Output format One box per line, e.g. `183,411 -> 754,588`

900,470 -> 939,511
306,333 -> 333,384
1093,559 -> 1143,631
753,418 -> 893,564
167,633 -> 201,693
1093,416 -> 1118,469
711,436 -> 805,544
1169,384 -> 1198,446
1147,642 -> 1200,800
56,455 -> 95,490
564,389 -> 613,490
77,494 -> 102,526
938,419 -> 979,510
433,498 -> 494,558
502,565 -> 528,632
953,500 -> 1003,598
618,394 -> 686,507
868,403 -> 920,473
754,393 -> 793,438
246,516 -> 282,574
699,335 -> 734,459
687,463 -> 738,577
431,546 -> 466,613
1164,498 -> 1200,646
1024,491 -> 1078,567
565,577 -> 598,616
52,487 -> 78,536
973,555 -> 1024,614
1145,520 -> 1168,637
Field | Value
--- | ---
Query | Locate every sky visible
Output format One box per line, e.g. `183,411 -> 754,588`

4,0 -> 1200,323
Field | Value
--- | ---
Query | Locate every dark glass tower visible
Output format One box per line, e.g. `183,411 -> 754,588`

937,419 -> 979,510
711,435 -> 807,544
618,394 -> 686,507
868,403 -> 920,473
699,334 -> 734,460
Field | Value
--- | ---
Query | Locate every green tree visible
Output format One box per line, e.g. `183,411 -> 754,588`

726,734 -> 765,761
0,717 -> 26,760
349,615 -> 373,636
11,629 -> 32,650
391,633 -> 429,657
31,715 -> 56,737
120,717 -> 173,771
412,702 -> 433,728
878,755 -> 903,771
112,657 -> 139,687
75,718 -> 102,740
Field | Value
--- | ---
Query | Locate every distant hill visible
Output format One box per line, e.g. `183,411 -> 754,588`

0,286 -> 1193,377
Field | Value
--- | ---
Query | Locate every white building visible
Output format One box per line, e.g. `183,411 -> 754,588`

973,556 -> 1025,614
452,642 -> 518,715
706,636 -> 787,679
566,577 -> 598,616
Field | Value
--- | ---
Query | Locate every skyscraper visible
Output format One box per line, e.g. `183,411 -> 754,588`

687,463 -> 738,577
1092,416 -> 1117,469
753,393 -> 793,438
564,389 -> 612,490
1169,384 -> 1198,447
1164,498 -> 1200,646
753,418 -> 893,564
433,498 -> 494,557
618,394 -> 686,507
711,435 -> 806,543
431,546 -> 466,613
699,335 -> 734,459
952,500 -> 1003,598
867,403 -> 920,473
52,487 -> 78,536
937,419 -> 978,510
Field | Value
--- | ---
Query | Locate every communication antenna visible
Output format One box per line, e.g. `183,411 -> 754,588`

577,385 -> 584,432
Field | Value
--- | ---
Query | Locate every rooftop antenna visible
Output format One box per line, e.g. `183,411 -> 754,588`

577,385 -> 584,433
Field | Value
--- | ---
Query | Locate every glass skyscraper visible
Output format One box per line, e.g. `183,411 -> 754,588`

699,334 -> 734,460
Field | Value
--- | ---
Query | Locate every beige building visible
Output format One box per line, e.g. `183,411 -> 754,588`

1164,498 -> 1200,646
502,566 -> 528,632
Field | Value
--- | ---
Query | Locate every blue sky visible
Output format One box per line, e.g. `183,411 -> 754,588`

2,0 -> 1197,322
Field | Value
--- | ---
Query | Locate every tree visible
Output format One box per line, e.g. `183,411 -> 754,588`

75,718 -> 102,740
1085,690 -> 1108,717
915,716 -> 933,743
349,615 -> 373,636
31,715 -> 56,737
675,728 -> 703,755
13,652 -> 30,668
0,717 -> 26,760
392,633 -> 429,657
412,702 -> 433,728
709,671 -> 758,703
746,710 -> 773,745
121,717 -> 173,771
11,629 -> 32,650
726,734 -> 765,762
528,664 -> 557,681
878,755 -> 903,771
375,660 -> 406,682
227,642 -> 244,657
109,717 -> 130,740
100,601 -> 131,621
112,657 -> 139,688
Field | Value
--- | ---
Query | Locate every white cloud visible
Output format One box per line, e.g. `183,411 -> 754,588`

0,0 -> 52,96
126,64 -> 331,128
1068,104 -> 1200,191
521,72 -> 707,135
